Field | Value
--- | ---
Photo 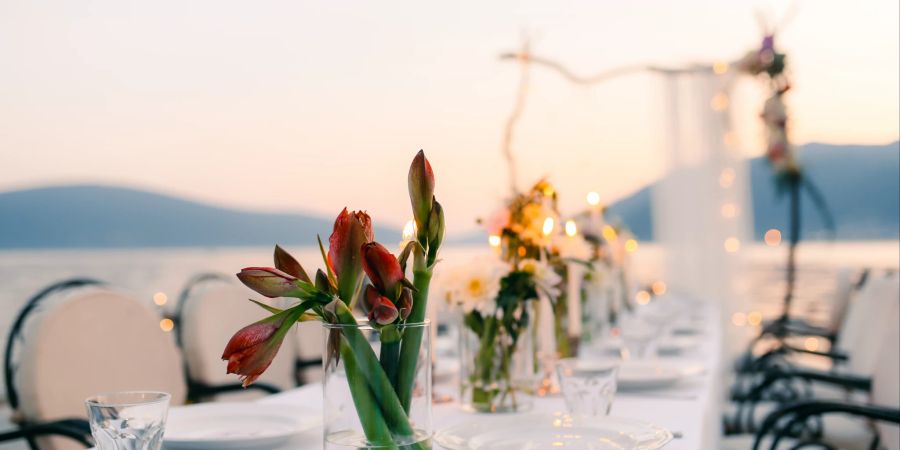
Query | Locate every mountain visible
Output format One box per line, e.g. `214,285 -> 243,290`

0,186 -> 400,248
608,142 -> 899,241
0,142 -> 896,248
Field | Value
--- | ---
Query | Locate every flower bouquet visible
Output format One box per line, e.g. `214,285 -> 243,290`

221,151 -> 443,449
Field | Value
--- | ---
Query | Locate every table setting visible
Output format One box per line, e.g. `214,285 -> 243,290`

79,152 -> 723,450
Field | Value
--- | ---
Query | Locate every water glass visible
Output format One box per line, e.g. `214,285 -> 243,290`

618,315 -> 660,360
85,391 -> 171,450
555,359 -> 618,417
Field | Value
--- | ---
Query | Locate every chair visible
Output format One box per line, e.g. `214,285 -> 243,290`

727,273 -> 900,433
723,298 -> 900,450
171,274 -> 288,402
1,279 -> 187,450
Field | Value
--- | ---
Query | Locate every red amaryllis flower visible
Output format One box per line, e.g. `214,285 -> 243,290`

237,267 -> 301,298
368,295 -> 400,326
222,315 -> 291,387
408,150 -> 435,236
361,242 -> 404,297
327,208 -> 374,301
396,288 -> 413,320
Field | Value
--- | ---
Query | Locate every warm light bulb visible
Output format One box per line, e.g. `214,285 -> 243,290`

635,291 -> 651,305
713,61 -> 729,75
651,281 -> 667,296
542,217 -> 555,236
625,239 -> 638,253
719,168 -> 736,188
152,292 -> 168,306
565,220 -> 577,237
731,312 -> 747,327
402,220 -> 417,241
721,203 -> 738,218
159,318 -> 174,332
747,311 -> 762,326
602,225 -> 618,241
711,93 -> 729,111
586,191 -> 601,207
765,229 -> 782,246
724,237 -> 741,253
488,235 -> 502,247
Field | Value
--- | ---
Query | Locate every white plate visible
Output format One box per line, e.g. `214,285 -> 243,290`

594,336 -> 700,355
163,402 -> 319,450
435,412 -> 672,450
616,361 -> 684,390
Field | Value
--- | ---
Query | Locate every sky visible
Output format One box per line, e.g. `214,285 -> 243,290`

1,0 -> 898,234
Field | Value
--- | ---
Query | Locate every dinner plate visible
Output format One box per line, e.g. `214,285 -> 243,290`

435,412 -> 672,450
163,402 -> 319,449
616,361 -> 685,390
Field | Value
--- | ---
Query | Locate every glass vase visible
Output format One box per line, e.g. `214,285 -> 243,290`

458,302 -> 536,413
322,321 -> 432,449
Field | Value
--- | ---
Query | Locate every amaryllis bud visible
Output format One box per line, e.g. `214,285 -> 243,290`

274,245 -> 311,283
408,150 -> 435,240
368,295 -> 400,325
361,242 -> 404,297
363,284 -> 381,313
236,267 -> 301,298
315,268 -> 333,294
328,208 -> 374,301
397,288 -> 413,320
222,314 -> 292,387
427,199 -> 445,252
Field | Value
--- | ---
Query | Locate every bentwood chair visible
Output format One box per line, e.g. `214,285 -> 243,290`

723,299 -> 900,450
171,274 -> 323,400
1,279 -> 187,450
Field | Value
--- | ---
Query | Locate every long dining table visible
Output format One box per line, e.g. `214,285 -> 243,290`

254,296 -> 724,450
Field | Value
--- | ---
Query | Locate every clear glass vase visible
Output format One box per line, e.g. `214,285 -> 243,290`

458,302 -> 536,413
322,321 -> 432,450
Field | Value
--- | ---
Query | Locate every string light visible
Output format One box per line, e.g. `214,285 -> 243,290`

625,239 -> 638,253
651,281 -> 667,296
586,191 -> 601,206
713,61 -> 729,75
747,311 -> 763,326
723,131 -> 737,146
565,220 -> 577,237
159,318 -> 174,332
732,312 -> 747,326
804,337 -> 820,351
719,168 -> 736,188
635,290 -> 651,305
711,93 -> 729,111
602,225 -> 618,241
724,237 -> 741,253
721,203 -> 738,218
542,217 -> 555,236
488,235 -> 502,247
152,292 -> 168,306
765,229 -> 782,246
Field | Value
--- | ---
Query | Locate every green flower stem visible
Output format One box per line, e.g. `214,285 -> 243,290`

334,303 -> 425,449
396,266 -> 432,413
379,325 -> 402,391
338,337 -> 395,448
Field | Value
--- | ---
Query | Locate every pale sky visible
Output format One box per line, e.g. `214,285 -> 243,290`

1,0 -> 897,234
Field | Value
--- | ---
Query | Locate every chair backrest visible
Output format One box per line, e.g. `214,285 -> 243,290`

179,281 -> 297,394
14,286 -> 186,450
826,267 -> 859,332
871,299 -> 900,450
836,274 -> 900,374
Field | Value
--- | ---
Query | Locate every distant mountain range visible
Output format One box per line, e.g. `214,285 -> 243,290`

0,142 -> 896,248
608,141 -> 899,241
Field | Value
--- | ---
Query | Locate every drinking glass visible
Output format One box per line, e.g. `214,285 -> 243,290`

618,315 -> 660,360
555,359 -> 618,417
85,391 -> 171,450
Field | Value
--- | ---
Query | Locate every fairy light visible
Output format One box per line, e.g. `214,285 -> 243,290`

565,220 -> 577,237
651,281 -> 667,296
152,292 -> 168,306
601,225 -> 618,241
402,220 -> 417,241
719,168 -> 736,188
723,131 -> 737,146
804,337 -> 820,351
765,229 -> 782,246
159,318 -> 174,332
542,217 -> 555,236
635,290 -> 651,305
724,237 -> 741,253
731,312 -> 747,327
721,203 -> 738,219
625,239 -> 638,253
711,93 -> 729,111
586,191 -> 601,207
747,311 -> 763,326
713,61 -> 729,75
488,235 -> 502,247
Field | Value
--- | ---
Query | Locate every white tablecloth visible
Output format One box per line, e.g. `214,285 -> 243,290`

254,299 -> 724,450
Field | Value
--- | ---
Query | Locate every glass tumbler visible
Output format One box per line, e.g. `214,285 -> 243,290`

555,359 -> 619,417
85,391 -> 171,450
